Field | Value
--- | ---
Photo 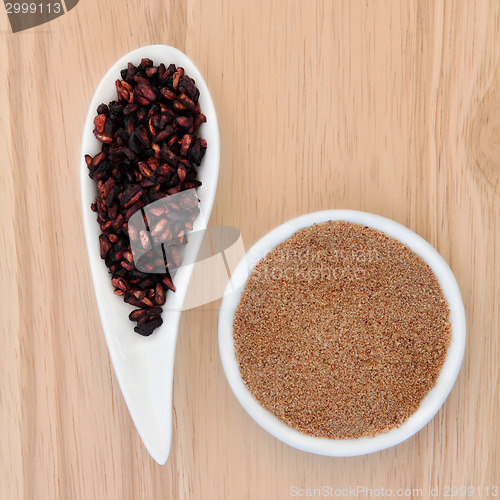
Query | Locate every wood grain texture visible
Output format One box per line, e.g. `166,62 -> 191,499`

1,1 -> 499,498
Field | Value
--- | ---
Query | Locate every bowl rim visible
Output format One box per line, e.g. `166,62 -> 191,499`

218,210 -> 466,456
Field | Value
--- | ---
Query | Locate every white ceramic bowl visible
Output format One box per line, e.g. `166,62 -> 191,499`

218,210 -> 466,456
81,45 -> 220,464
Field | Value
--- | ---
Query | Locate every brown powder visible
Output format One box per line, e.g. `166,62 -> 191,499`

233,221 -> 451,439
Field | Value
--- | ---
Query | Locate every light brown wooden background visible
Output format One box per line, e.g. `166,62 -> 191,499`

1,1 -> 499,499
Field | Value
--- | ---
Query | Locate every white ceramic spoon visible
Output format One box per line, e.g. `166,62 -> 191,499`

81,45 -> 220,464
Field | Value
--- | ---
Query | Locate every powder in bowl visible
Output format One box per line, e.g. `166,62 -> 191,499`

233,221 -> 451,439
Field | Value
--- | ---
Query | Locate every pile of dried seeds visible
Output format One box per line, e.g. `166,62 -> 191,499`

85,58 -> 207,336
233,221 -> 451,438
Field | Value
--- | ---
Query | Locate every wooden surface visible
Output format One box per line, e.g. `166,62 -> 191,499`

1,1 -> 499,498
